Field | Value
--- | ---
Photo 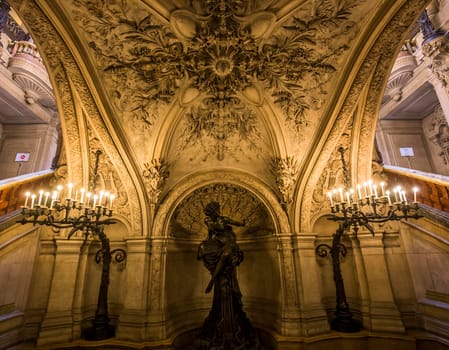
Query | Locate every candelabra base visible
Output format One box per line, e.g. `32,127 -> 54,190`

83,317 -> 115,341
331,310 -> 361,333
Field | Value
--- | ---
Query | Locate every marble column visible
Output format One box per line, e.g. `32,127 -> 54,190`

37,237 -> 84,346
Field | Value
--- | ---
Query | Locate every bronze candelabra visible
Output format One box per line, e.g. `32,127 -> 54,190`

316,147 -> 422,332
18,183 -> 125,340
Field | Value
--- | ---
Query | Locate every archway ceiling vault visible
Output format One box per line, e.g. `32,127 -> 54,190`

30,0 -> 423,217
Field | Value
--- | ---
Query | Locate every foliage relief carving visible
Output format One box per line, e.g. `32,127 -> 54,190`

72,0 -> 360,160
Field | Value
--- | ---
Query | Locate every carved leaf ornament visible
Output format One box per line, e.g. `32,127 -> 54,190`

73,0 -> 358,160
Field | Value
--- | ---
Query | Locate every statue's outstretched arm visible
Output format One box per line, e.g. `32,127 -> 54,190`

222,216 -> 245,227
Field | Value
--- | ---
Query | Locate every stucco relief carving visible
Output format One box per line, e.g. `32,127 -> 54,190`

420,10 -> 449,90
88,136 -> 130,220
427,105 -> 449,164
271,156 -> 298,209
311,135 -> 351,218
170,183 -> 274,239
72,0 -> 360,160
423,35 -> 449,89
142,159 -> 170,205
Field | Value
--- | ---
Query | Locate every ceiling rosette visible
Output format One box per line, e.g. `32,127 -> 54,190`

72,0 -> 360,160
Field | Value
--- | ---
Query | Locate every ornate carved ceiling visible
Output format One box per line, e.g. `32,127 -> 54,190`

68,0 -> 367,166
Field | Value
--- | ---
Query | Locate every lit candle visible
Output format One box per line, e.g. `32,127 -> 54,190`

386,190 -> 392,206
104,192 -> 110,207
380,182 -> 385,196
413,187 -> 418,203
350,188 -> 355,202
109,194 -> 115,210
99,190 -> 105,206
346,191 -> 351,204
357,184 -> 362,200
397,186 -> 403,201
338,188 -> 344,202
80,188 -> 85,204
327,191 -> 334,207
31,194 -> 36,208
67,183 -> 73,200
363,182 -> 368,197
44,192 -> 50,207
393,188 -> 399,202
93,194 -> 98,208
38,190 -> 44,206
74,189 -> 78,202
402,190 -> 407,203
50,191 -> 57,209
86,192 -> 92,207
24,192 -> 30,207
368,180 -> 373,196
373,184 -> 378,198
56,185 -> 62,200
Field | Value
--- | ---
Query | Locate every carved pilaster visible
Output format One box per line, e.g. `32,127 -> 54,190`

145,237 -> 169,340
116,238 -> 151,341
37,238 -> 84,347
355,232 -> 405,333
296,235 -> 330,335
277,234 -> 301,336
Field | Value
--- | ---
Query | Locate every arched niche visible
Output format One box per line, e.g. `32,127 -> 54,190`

163,182 -> 282,338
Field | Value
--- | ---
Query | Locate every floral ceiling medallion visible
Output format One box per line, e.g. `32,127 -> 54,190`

73,0 -> 358,160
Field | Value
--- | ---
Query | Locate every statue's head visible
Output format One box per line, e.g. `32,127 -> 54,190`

204,201 -> 220,217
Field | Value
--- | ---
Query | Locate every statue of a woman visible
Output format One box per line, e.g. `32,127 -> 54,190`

195,201 -> 262,349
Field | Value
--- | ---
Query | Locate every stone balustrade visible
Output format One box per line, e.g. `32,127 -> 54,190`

8,40 -> 43,64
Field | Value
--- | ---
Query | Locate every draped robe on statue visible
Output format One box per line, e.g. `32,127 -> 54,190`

194,201 -> 262,350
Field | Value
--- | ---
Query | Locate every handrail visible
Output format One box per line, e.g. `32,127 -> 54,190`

384,165 -> 449,213
0,170 -> 55,216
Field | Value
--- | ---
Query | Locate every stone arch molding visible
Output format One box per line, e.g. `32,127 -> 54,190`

153,170 -> 291,238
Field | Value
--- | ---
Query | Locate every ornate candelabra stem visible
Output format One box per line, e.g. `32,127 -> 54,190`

85,226 -> 114,340
329,223 -> 360,332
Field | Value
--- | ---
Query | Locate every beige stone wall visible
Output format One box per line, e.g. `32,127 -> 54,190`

376,119 -> 435,173
0,123 -> 58,180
